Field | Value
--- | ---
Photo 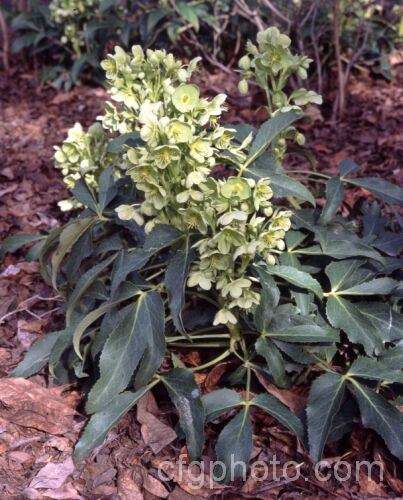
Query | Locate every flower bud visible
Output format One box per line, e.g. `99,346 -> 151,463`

296,133 -> 305,146
238,55 -> 251,71
238,79 -> 249,95
277,138 -> 286,147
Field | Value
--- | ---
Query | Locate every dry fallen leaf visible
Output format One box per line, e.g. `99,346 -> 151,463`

0,378 -> 77,435
29,457 -> 74,489
137,393 -> 177,454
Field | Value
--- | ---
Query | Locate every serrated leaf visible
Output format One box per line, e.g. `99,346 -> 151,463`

202,389 -> 242,422
336,277 -> 397,296
165,238 -> 196,336
10,330 -> 62,377
161,368 -> 204,461
320,239 -> 383,262
72,181 -> 98,212
245,111 -> 299,166
348,380 -> 403,460
215,407 -> 252,482
111,249 -> 151,295
252,393 -> 305,444
66,253 -> 118,325
86,291 -> 164,413
259,265 -> 323,298
307,373 -> 346,462
51,217 -> 96,290
347,357 -> 403,384
255,337 -> 289,388
345,177 -> 403,206
319,177 -> 344,225
74,387 -> 149,462
379,345 -> 403,369
338,158 -> 360,177
98,167 -> 117,210
143,224 -> 183,252
106,132 -> 141,153
264,324 -> 339,343
272,173 -> 316,205
254,267 -> 280,330
326,296 -> 382,355
325,259 -> 372,293
0,233 -> 46,260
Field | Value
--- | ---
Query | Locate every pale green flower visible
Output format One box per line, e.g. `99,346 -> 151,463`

172,84 -> 200,113
221,177 -> 251,200
168,120 -> 193,143
253,178 -> 273,209
189,139 -> 214,163
153,145 -> 181,169
187,270 -> 213,290
213,308 -> 237,326
218,210 -> 248,226
222,278 -> 252,299
115,204 -> 144,225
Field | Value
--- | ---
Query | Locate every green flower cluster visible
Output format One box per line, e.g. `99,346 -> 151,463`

238,27 -> 322,161
49,0 -> 100,55
99,46 -> 292,325
54,122 -> 114,211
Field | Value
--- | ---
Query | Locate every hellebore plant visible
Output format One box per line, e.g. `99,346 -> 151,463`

4,28 -> 403,479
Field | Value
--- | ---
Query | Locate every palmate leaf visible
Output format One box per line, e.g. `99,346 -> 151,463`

347,357 -> 403,384
86,291 -> 164,413
215,407 -> 253,482
348,380 -> 403,460
0,233 -> 46,260
142,224 -> 183,252
245,111 -> 300,166
110,249 -> 152,295
345,177 -> 403,206
319,176 -> 344,225
161,368 -> 205,461
202,388 -> 242,422
74,387 -> 149,462
165,237 -> 196,336
334,278 -> 398,296
325,259 -> 373,293
51,217 -> 96,290
257,264 -> 323,298
252,393 -> 306,445
255,337 -> 289,388
326,296 -> 382,355
262,324 -> 339,343
11,330 -> 63,377
307,373 -> 346,462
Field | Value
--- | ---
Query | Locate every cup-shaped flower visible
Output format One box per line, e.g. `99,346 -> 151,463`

172,84 -> 200,113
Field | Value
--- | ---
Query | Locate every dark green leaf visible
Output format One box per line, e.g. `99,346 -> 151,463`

264,324 -> 339,343
74,387 -> 149,462
338,159 -> 360,177
10,330 -> 62,377
326,296 -> 382,355
215,408 -> 252,482
98,167 -> 117,210
106,132 -> 141,153
111,249 -> 151,295
379,345 -> 403,369
345,177 -> 403,206
143,224 -> 183,252
0,233 -> 45,260
246,111 -> 300,165
86,291 -> 164,413
307,373 -> 346,462
72,181 -> 98,212
255,337 -> 289,388
165,238 -> 196,336
252,393 -> 305,444
202,389 -> 242,422
348,357 -> 403,384
319,177 -> 344,225
259,265 -> 323,298
162,368 -> 204,461
348,381 -> 403,460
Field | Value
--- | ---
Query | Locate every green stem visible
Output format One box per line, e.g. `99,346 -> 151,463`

286,170 -> 331,180
166,333 -> 230,343
170,341 -> 229,348
245,364 -> 252,401
191,349 -> 232,372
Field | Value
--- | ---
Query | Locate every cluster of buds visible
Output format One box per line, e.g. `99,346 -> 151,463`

238,27 -> 322,161
49,0 -> 100,55
54,122 -> 114,211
